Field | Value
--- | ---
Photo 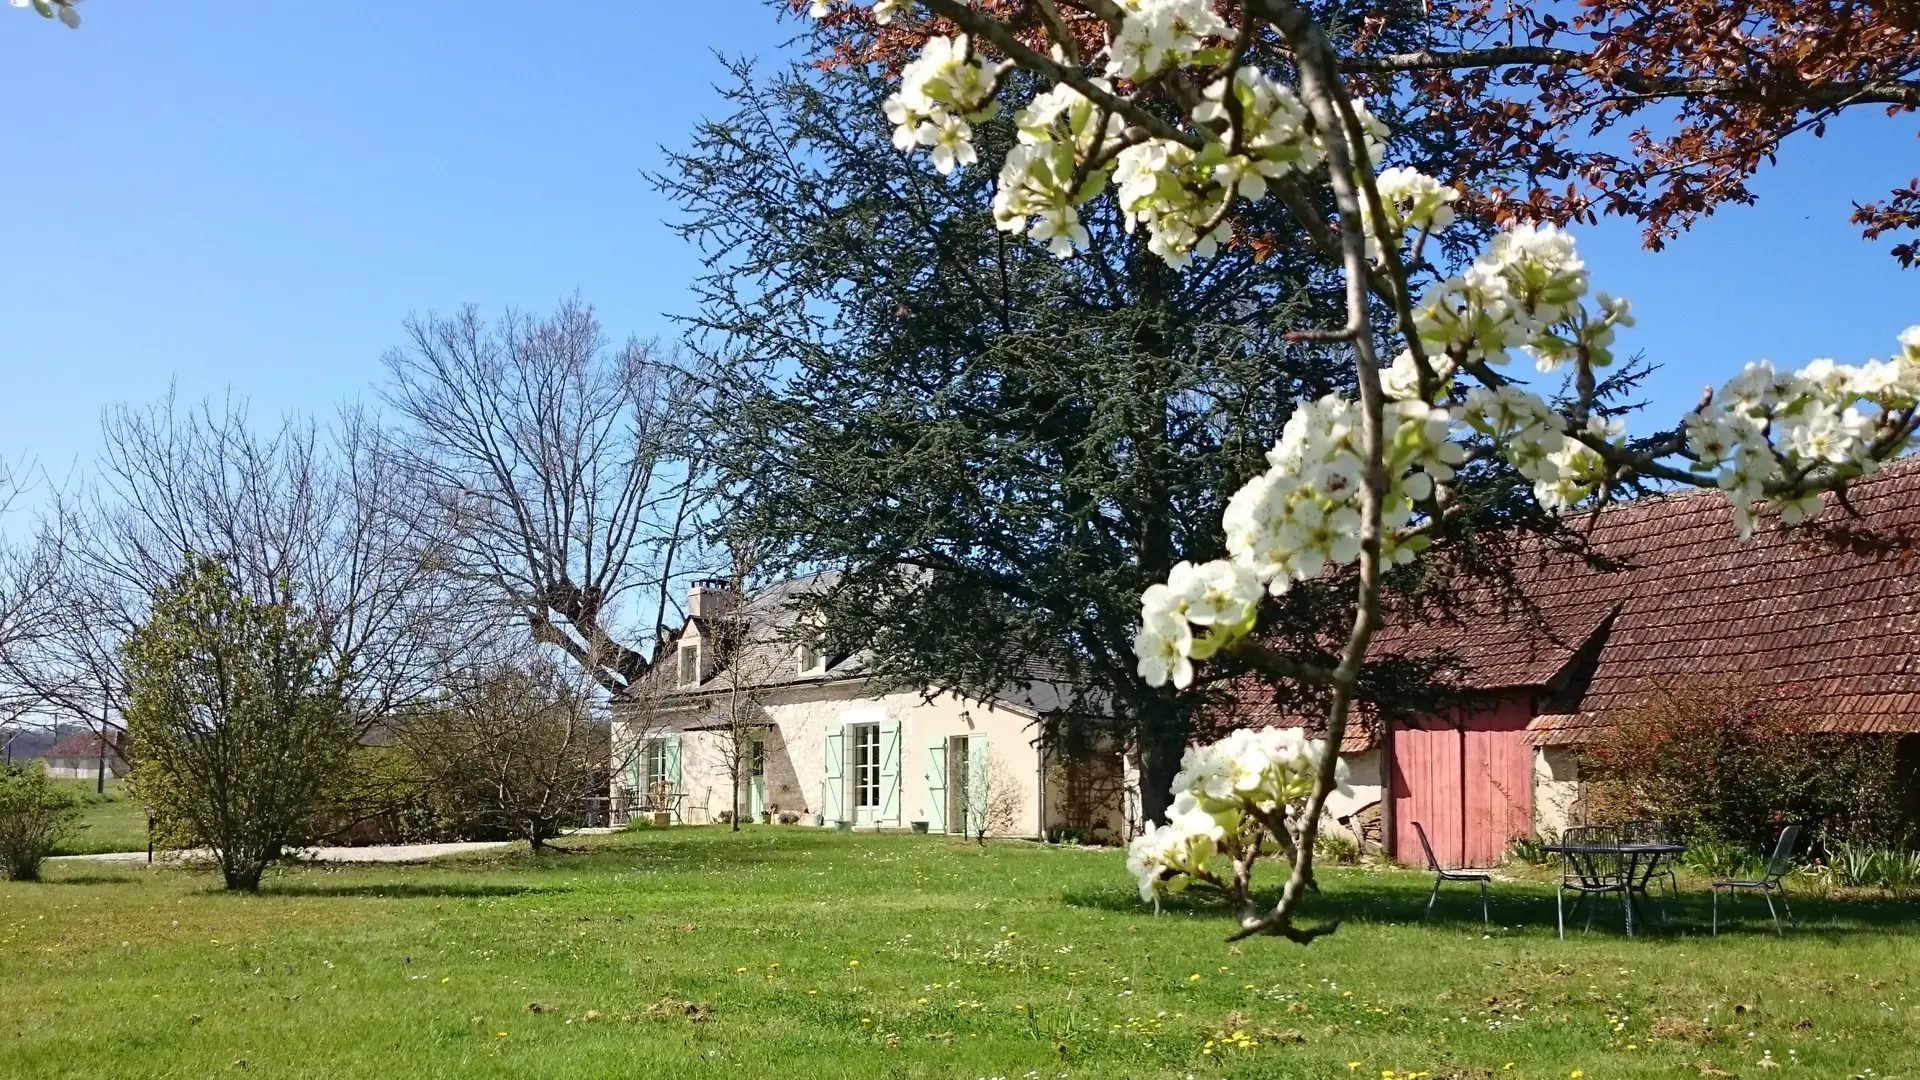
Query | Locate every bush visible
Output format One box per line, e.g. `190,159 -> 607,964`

1828,842 -> 1920,895
1508,834 -> 1551,866
1313,826 -> 1362,866
1582,679 -> 1908,859
0,763 -> 80,881
123,557 -> 353,891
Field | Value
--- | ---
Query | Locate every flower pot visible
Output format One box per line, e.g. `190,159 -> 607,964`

910,820 -> 930,834
651,811 -> 672,827
834,819 -> 853,832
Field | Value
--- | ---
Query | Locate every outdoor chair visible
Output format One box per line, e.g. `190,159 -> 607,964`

1711,824 -> 1801,936
1620,818 -> 1680,902
1557,825 -> 1632,939
1413,820 -> 1490,925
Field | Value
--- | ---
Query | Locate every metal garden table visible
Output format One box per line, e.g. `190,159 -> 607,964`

1541,840 -> 1685,935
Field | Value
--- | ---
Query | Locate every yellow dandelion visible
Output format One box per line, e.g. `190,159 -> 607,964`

734,966 -> 748,973
1188,973 -> 1202,982
440,977 -> 450,984
1571,1072 -> 1585,1079
1348,1063 -> 1363,1072
848,959 -> 860,967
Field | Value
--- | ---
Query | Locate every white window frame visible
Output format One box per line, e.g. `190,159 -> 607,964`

644,738 -> 670,793
678,643 -> 700,687
850,722 -> 881,810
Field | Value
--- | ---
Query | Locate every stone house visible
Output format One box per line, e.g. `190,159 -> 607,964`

610,574 -> 1125,840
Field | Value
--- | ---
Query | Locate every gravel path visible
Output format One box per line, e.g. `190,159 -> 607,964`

52,841 -> 513,865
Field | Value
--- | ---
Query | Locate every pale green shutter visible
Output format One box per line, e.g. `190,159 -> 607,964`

823,726 -> 845,822
925,739 -> 948,833
879,721 -> 902,823
624,739 -> 642,796
665,736 -> 683,795
965,733 -> 988,835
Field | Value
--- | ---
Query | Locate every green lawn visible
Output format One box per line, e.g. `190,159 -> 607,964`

47,778 -> 152,856
4,828 -> 1916,1079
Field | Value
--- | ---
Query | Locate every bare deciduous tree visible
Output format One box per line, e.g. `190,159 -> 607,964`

709,542 -> 782,832
7,395 -> 465,753
381,299 -> 713,697
393,648 -> 612,854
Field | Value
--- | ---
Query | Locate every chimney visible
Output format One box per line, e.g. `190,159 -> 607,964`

687,578 -> 739,621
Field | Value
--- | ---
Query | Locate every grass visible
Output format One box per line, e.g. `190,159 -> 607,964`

47,778 -> 151,856
4,828 -> 1918,1079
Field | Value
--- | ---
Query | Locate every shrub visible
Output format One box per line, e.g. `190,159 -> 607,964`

1313,826 -> 1362,866
1508,834 -> 1552,866
0,762 -> 80,881
1583,679 -> 1907,858
123,556 -> 353,891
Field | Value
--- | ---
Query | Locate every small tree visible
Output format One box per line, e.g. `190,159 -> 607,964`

122,556 -> 351,891
969,756 -> 1025,844
1584,680 -> 1907,854
395,656 -> 609,853
708,543 -> 783,832
0,762 -> 79,881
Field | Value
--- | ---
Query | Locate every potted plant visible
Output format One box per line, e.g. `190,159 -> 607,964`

910,820 -> 929,835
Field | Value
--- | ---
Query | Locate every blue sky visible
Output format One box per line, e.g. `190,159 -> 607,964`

2,2 -> 1915,495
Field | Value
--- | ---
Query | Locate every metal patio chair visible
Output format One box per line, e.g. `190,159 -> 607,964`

1557,825 -> 1631,939
1414,821 -> 1490,925
1620,817 -> 1680,913
1712,824 -> 1802,936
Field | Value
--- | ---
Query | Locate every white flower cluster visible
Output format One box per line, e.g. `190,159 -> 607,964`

1682,327 -> 1920,537
1362,167 -> 1458,262
1136,395 -> 1462,688
1413,222 -> 1595,368
991,83 -> 1127,257
1107,0 -> 1231,81
1126,728 -> 1349,903
1461,385 -> 1622,511
10,0 -> 79,27
883,35 -> 1011,176
807,0 -> 906,23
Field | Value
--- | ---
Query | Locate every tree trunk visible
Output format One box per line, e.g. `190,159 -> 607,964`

1136,720 -> 1188,827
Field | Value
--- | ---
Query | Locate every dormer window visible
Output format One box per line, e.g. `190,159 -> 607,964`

797,642 -> 824,674
678,643 -> 700,687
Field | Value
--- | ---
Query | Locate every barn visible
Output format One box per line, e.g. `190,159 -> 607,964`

1219,458 -> 1920,867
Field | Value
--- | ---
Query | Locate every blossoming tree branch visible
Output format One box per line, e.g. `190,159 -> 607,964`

805,0 -> 1917,943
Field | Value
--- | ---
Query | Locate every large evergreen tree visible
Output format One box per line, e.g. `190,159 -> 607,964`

656,20 -> 1484,822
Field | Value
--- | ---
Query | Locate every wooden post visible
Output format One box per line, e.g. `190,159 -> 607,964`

1379,717 -> 1396,862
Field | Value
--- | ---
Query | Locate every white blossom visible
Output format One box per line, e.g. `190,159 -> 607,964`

883,35 -> 1010,175
1107,0 -> 1232,81
1362,167 -> 1457,262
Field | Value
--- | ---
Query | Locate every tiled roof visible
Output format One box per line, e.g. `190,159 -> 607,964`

43,731 -> 120,760
1519,459 -> 1920,744
1215,457 -> 1920,749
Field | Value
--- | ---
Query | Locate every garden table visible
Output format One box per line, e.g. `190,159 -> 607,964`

1541,840 -> 1685,934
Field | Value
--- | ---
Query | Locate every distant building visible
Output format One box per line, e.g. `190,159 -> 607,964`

40,731 -> 129,781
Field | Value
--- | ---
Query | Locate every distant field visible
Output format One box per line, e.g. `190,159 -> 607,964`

5,827 -> 1918,1079
48,778 -> 151,856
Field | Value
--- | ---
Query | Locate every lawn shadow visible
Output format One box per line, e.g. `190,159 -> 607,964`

259,881 -> 562,900
1061,873 -> 1920,940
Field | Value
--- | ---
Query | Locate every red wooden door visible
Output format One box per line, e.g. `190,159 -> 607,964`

1463,709 -> 1534,867
1392,720 -> 1464,868
1392,702 -> 1534,869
